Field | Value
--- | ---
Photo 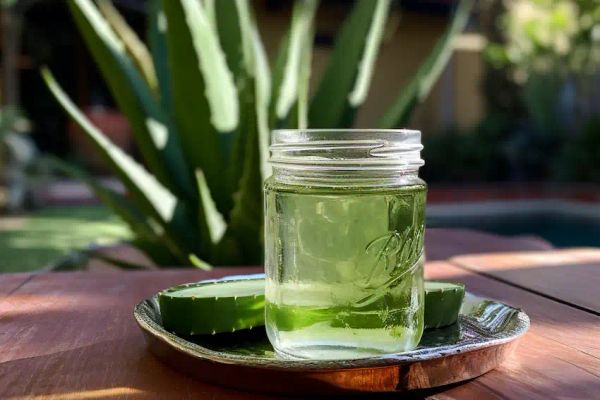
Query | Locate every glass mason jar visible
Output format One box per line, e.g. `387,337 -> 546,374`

264,129 -> 426,360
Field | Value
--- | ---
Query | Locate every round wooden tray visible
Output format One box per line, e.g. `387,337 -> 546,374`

134,292 -> 529,395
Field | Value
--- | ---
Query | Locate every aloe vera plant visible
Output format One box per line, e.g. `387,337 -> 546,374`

43,0 -> 474,267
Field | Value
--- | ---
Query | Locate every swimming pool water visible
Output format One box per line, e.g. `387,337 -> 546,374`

427,212 -> 600,248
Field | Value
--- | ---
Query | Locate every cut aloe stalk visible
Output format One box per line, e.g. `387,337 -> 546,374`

159,276 -> 465,335
424,281 -> 465,329
159,279 -> 265,335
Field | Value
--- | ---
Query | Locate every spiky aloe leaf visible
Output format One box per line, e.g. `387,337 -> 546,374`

237,2 -> 272,181
269,0 -> 318,129
42,68 -> 204,263
210,0 -> 244,79
309,0 -> 391,128
195,169 -> 226,246
237,0 -> 271,174
296,24 -> 313,129
379,0 -> 474,128
68,0 -> 193,200
207,0 -> 267,265
211,0 -> 263,203
47,158 -> 148,238
147,0 -> 172,115
424,281 -> 465,329
161,0 -> 238,215
159,278 -> 265,335
217,90 -> 263,265
269,32 -> 289,122
97,0 -> 158,93
46,157 -> 194,266
252,26 -> 272,180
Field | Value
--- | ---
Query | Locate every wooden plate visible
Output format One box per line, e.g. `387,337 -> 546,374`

134,292 -> 528,395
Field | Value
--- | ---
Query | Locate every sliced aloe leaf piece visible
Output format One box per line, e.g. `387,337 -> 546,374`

160,277 -> 465,336
424,281 -> 465,329
159,279 -> 265,335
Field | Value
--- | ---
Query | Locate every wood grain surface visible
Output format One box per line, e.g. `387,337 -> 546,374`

424,228 -> 553,261
0,229 -> 598,399
0,268 -> 268,400
451,248 -> 600,314
426,261 -> 600,400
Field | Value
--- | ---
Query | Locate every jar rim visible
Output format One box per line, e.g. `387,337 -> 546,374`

272,128 -> 422,134
269,129 -> 424,171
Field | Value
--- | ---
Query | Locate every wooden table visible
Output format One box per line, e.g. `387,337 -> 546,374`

1,228 -> 599,399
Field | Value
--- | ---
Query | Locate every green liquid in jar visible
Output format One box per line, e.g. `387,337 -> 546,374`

264,181 -> 426,359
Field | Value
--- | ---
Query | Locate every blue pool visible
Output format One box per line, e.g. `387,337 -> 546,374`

428,211 -> 600,248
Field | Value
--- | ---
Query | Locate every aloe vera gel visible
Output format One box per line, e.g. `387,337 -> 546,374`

264,129 -> 427,359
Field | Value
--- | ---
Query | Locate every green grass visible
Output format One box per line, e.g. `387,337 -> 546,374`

0,206 -> 131,273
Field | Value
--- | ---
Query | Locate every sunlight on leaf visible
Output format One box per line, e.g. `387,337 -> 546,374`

196,169 -> 226,244
275,0 -> 318,121
348,0 -> 390,106
179,0 -> 239,132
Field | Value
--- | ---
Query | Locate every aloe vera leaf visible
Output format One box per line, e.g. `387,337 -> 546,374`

208,0 -> 273,185
244,15 -> 272,183
68,0 -> 193,200
252,26 -> 272,180
47,158 -> 150,239
309,0 -> 391,128
211,0 -> 244,79
168,0 -> 238,133
424,281 -> 465,329
159,279 -> 265,335
46,157 -> 192,265
212,0 -> 266,265
219,91 -> 263,265
42,68 -> 202,261
161,0 -> 238,215
97,0 -> 158,93
147,0 -> 172,115
269,0 -> 318,128
187,253 -> 212,271
278,21 -> 314,130
149,0 -> 227,260
269,32 -> 288,126
195,169 -> 226,245
213,0 -> 272,188
379,0 -> 474,128
296,24 -> 313,129
213,0 -> 266,203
